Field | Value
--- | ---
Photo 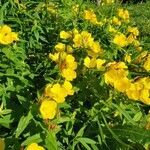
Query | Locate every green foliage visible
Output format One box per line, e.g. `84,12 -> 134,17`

0,0 -> 150,150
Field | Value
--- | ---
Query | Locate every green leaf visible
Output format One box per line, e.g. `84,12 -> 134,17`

76,137 -> 96,145
106,125 -> 150,145
112,103 -> 136,125
75,125 -> 86,138
0,2 -> 9,24
21,134 -> 42,146
45,131 -> 58,150
77,138 -> 91,150
0,114 -> 13,128
133,112 -> 142,122
15,111 -> 33,138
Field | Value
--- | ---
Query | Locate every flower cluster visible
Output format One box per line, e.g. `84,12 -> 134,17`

117,8 -> 130,22
126,77 -> 150,105
40,30 -> 77,120
104,62 -> 150,105
0,25 -> 18,45
83,9 -> 102,25
40,80 -> 74,119
104,62 -> 130,93
108,8 -> 140,49
27,143 -> 45,150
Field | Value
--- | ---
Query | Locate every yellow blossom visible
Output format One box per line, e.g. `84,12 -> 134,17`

63,80 -> 74,95
143,55 -> 150,71
127,34 -> 135,44
0,25 -> 19,45
44,83 -> 53,97
96,59 -> 106,70
50,83 -> 67,103
65,54 -> 77,70
126,77 -> 150,104
108,25 -> 117,33
113,33 -> 128,47
60,31 -> 72,39
133,40 -> 140,47
49,52 -> 59,62
112,16 -> 121,26
126,83 -> 140,100
73,33 -> 82,48
66,45 -> 73,53
124,54 -> 131,63
27,143 -> 45,150
62,68 -> 77,81
118,9 -> 129,21
40,99 -> 57,119
136,46 -> 142,51
84,9 -> 99,25
81,31 -> 94,48
104,62 -> 129,86
90,41 -> 103,54
114,77 -> 131,92
84,57 -> 97,68
127,26 -> 139,36
55,43 -> 66,52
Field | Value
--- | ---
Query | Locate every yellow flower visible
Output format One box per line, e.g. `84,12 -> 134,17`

55,43 -> 66,52
127,26 -> 139,36
84,9 -> 99,25
126,84 -> 140,100
72,28 -> 79,36
0,138 -> 5,150
63,80 -> 74,95
44,83 -> 53,97
113,33 -> 128,47
118,9 -> 129,21
81,31 -> 94,48
112,16 -> 121,26
133,40 -> 140,47
125,77 -> 150,104
50,83 -> 67,103
84,57 -> 97,68
0,25 -> 18,45
73,31 -> 95,48
0,25 -> 11,33
136,46 -> 142,51
62,68 -> 77,81
108,25 -> 117,33
143,55 -> 150,71
124,54 -> 131,63
40,99 -> 57,119
89,41 -> 103,55
127,34 -> 135,44
96,59 -> 106,70
60,31 -> 72,39
65,54 -> 77,70
114,77 -> 131,92
49,52 -> 59,62
66,45 -> 73,53
27,143 -> 45,150
104,62 -> 128,86
73,33 -> 82,48
140,89 -> 149,103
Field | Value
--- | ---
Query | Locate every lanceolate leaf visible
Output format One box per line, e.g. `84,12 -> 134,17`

104,125 -> 150,145
15,111 -> 33,138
